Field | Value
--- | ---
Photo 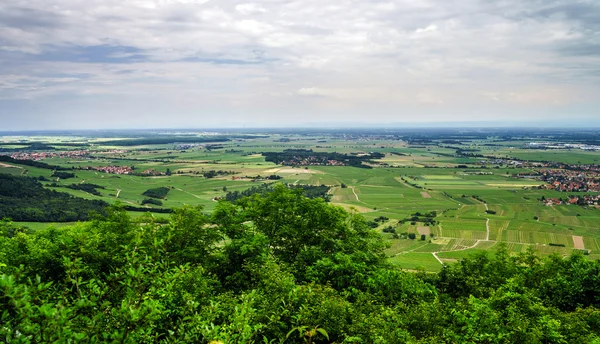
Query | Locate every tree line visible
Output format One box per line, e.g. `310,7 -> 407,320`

0,174 -> 107,222
1,185 -> 600,342
0,156 -> 70,171
223,183 -> 331,203
262,149 -> 384,168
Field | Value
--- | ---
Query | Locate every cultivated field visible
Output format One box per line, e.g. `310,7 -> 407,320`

3,130 -> 600,271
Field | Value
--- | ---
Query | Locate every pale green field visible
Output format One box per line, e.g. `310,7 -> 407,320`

4,134 -> 600,271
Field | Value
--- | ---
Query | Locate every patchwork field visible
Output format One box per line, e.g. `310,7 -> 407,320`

3,131 -> 600,271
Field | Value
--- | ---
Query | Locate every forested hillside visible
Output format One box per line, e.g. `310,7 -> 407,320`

0,174 -> 108,222
1,185 -> 600,343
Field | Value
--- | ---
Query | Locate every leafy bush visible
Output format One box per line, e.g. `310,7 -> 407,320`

141,198 -> 163,206
51,171 -> 76,179
66,183 -> 105,196
142,187 -> 170,199
0,186 -> 599,343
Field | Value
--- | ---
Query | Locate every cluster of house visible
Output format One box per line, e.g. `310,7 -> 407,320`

8,150 -> 89,160
174,144 -> 201,150
484,158 -> 600,173
141,169 -> 165,176
527,142 -> 600,151
280,157 -> 347,166
534,169 -> 600,192
544,195 -> 600,206
94,165 -> 134,174
483,159 -> 547,168
6,149 -> 131,161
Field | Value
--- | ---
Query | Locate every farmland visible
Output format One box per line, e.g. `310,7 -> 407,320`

2,128 -> 600,271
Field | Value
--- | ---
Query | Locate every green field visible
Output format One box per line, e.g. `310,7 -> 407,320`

3,132 -> 600,271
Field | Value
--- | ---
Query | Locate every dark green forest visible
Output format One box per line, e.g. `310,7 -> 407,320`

0,156 -> 69,170
142,187 -> 171,199
66,183 -> 105,196
262,150 -> 384,168
0,174 -> 108,222
224,183 -> 331,203
2,185 -> 600,343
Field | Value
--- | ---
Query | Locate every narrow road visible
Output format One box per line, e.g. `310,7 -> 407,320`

175,187 -> 202,199
432,252 -> 444,265
482,203 -> 490,241
431,238 -> 485,266
351,186 -> 360,201
396,178 -> 416,189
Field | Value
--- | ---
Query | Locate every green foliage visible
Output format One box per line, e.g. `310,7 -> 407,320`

0,174 -> 108,222
1,189 -> 600,343
66,183 -> 105,196
51,171 -> 76,179
142,187 -> 171,199
224,183 -> 331,203
262,149 -> 383,168
141,198 -> 163,206
0,155 -> 68,170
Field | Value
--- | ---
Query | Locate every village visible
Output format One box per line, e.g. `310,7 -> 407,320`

542,194 -> 600,207
6,150 -> 90,160
3,149 -> 129,161
515,168 -> 600,193
279,157 -> 348,166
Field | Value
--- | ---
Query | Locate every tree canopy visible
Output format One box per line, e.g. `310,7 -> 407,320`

1,186 -> 600,343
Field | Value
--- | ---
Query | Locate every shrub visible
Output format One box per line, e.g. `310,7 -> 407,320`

142,198 -> 163,206
142,187 -> 170,199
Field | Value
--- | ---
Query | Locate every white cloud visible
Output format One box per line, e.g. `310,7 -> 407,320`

297,87 -> 333,97
0,0 -> 599,128
235,3 -> 266,15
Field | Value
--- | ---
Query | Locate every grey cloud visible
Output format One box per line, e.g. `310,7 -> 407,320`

0,7 -> 65,29
0,0 -> 599,128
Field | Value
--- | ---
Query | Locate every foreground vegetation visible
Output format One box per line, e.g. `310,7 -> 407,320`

2,186 -> 600,343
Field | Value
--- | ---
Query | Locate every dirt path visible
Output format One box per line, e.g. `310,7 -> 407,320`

80,180 -> 86,184
116,189 -> 121,198
432,252 -> 444,265
351,186 -> 360,201
393,242 -> 430,256
0,162 -> 22,168
573,236 -> 585,249
432,239 -> 484,266
395,177 -> 416,189
481,203 -> 491,241
420,192 -> 431,198
175,187 -> 202,199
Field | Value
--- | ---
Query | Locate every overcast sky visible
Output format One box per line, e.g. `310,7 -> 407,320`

1,0 -> 599,129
